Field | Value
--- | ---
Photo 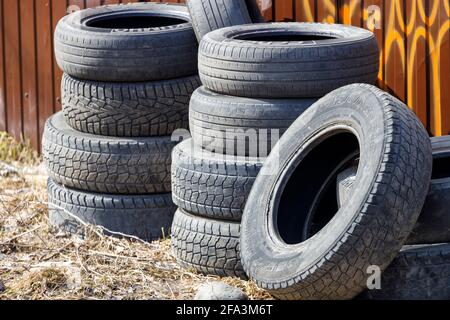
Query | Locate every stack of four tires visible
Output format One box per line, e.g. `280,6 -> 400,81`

44,3 -> 201,241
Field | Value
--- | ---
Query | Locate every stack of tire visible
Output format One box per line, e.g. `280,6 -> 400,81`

43,3 -> 201,241
170,0 -> 380,279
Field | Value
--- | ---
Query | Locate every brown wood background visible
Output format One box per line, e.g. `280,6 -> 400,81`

0,0 -> 449,151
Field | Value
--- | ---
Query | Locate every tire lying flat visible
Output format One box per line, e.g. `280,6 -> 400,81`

240,84 -> 432,300
337,136 -> 450,245
199,23 -> 379,98
359,244 -> 450,300
55,3 -> 197,82
62,74 -> 201,137
190,87 -> 315,156
171,209 -> 245,278
187,0 -> 254,41
48,179 -> 176,241
171,139 -> 263,221
43,112 -> 175,195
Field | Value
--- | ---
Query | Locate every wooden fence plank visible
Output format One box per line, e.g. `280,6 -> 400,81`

36,0 -> 55,148
20,0 -> 39,149
295,0 -> 316,22
317,0 -> 337,23
340,0 -> 362,26
363,0 -> 384,87
406,0 -> 427,127
0,0 -> 6,132
3,0 -> 23,140
275,0 -> 294,21
51,0 -> 67,113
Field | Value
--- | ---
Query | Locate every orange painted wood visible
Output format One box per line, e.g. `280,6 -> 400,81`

0,0 -> 6,131
296,0 -> 316,22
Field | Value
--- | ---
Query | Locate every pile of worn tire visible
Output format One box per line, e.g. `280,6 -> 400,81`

172,0 -> 450,300
42,2 -> 201,241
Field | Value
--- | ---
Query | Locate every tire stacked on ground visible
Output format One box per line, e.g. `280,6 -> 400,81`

171,18 -> 380,278
337,136 -> 450,300
43,3 -> 201,241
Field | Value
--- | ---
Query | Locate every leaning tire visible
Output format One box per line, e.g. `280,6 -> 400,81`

43,112 -> 174,195
199,23 -> 379,98
48,179 -> 176,241
62,73 -> 201,137
337,136 -> 450,245
55,3 -> 197,82
171,139 -> 263,221
187,0 -> 253,41
190,87 -> 315,156
359,244 -> 450,300
240,84 -> 432,300
171,209 -> 245,279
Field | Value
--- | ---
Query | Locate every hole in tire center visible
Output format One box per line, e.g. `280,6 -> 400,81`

86,14 -> 187,29
276,131 -> 360,245
432,153 -> 450,180
234,31 -> 338,42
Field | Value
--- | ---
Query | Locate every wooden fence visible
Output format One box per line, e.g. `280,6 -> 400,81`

0,0 -> 449,150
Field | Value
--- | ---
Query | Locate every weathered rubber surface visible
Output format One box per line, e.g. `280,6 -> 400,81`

359,244 -> 450,300
62,74 -> 201,137
187,0 -> 253,41
171,209 -> 245,278
48,179 -> 176,241
190,87 -> 315,156
337,136 -> 450,245
199,23 -> 379,98
244,0 -> 265,23
55,3 -> 197,81
171,139 -> 263,221
43,112 -> 174,195
241,84 -> 432,300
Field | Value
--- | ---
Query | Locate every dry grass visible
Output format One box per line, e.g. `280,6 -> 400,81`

0,132 -> 271,300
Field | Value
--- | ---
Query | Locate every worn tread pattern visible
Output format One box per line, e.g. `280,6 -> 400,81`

171,139 -> 263,221
43,112 -> 174,195
187,0 -> 253,41
241,84 -> 433,300
359,244 -> 450,300
199,23 -> 379,98
171,209 -> 245,278
48,179 -> 176,241
190,87 -> 315,155
62,74 -> 201,137
55,3 -> 197,81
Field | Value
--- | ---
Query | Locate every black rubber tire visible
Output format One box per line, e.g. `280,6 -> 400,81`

337,136 -> 450,245
48,179 -> 176,241
62,73 -> 201,137
199,23 -> 379,98
245,0 -> 265,23
187,0 -> 253,41
43,112 -> 174,195
171,139 -> 263,221
240,84 -> 432,300
190,87 -> 315,156
359,244 -> 450,300
54,3 -> 197,82
171,209 -> 245,279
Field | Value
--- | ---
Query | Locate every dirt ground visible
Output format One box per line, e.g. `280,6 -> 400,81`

0,133 -> 270,300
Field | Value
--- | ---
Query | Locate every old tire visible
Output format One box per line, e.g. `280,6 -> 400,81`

43,112 -> 174,195
199,23 -> 379,98
190,87 -> 315,156
171,209 -> 245,278
55,3 -> 197,81
240,84 -> 432,300
62,73 -> 201,137
337,136 -> 450,245
48,179 -> 176,241
171,139 -> 263,221
359,244 -> 450,300
187,0 -> 253,41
